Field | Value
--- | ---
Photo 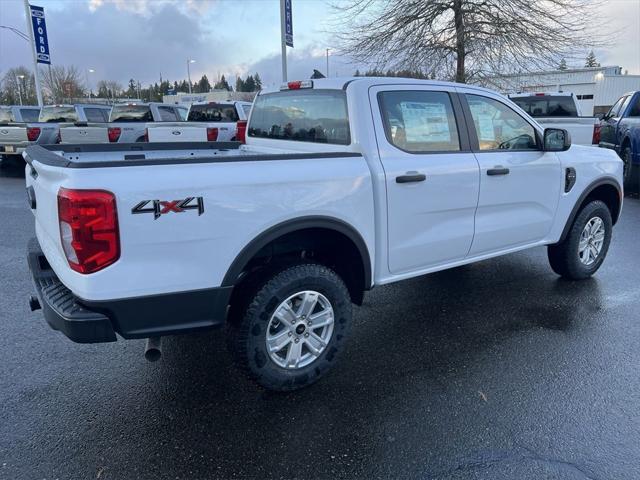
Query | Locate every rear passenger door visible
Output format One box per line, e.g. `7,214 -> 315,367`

370,86 -> 480,274
458,89 -> 561,256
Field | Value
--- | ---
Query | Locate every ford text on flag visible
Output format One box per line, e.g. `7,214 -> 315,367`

30,5 -> 51,65
285,0 -> 293,47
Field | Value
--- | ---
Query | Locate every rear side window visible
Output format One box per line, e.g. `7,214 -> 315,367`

188,104 -> 239,122
84,108 -> 108,122
511,96 -> 578,117
378,90 -> 460,152
20,109 -> 40,122
110,105 -> 152,122
606,96 -> 627,119
157,106 -> 179,122
241,104 -> 252,117
176,107 -> 188,121
39,106 -> 77,122
249,90 -> 350,145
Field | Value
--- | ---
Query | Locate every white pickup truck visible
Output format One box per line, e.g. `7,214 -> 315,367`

2,104 -> 110,161
146,101 -> 252,143
59,102 -> 184,144
25,77 -> 623,391
509,92 -> 600,146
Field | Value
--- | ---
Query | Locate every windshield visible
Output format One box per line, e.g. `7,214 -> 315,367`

511,96 -> 578,117
248,89 -> 350,145
188,103 -> 239,122
39,106 -> 77,122
0,107 -> 13,122
110,105 -> 152,122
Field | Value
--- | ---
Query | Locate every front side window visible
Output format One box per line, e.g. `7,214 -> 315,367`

466,95 -> 538,151
628,95 -> 640,117
39,106 -> 77,123
20,109 -> 40,122
378,90 -> 461,153
110,105 -> 152,122
249,90 -> 350,145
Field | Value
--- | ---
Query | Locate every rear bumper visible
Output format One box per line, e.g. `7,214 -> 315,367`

1,144 -> 27,155
27,237 -> 232,343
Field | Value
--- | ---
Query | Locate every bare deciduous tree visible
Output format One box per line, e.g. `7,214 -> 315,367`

0,66 -> 37,105
42,65 -> 86,103
331,0 -> 604,84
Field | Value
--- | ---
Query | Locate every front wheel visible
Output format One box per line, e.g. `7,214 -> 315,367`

548,200 -> 612,280
227,263 -> 352,391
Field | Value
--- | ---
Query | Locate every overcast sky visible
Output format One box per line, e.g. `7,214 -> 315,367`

0,0 -> 639,89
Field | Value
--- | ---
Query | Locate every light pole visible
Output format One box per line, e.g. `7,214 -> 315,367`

86,68 -> 95,98
187,59 -> 195,94
16,75 -> 25,105
326,49 -> 330,77
22,0 -> 44,107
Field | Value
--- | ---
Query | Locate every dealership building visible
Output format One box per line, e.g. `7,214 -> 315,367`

484,66 -> 640,115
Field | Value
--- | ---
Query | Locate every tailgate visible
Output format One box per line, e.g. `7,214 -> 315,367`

60,125 -> 108,144
147,125 -> 208,142
0,125 -> 28,145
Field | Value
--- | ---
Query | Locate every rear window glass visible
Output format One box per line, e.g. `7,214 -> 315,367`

188,104 -> 239,122
20,109 -> 40,122
511,96 -> 578,117
39,106 -> 77,122
110,105 -> 152,122
241,104 -> 252,117
0,107 -> 13,122
248,90 -> 350,145
84,108 -> 109,122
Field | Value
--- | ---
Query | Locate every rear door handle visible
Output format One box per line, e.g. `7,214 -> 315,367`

396,173 -> 426,183
487,166 -> 510,176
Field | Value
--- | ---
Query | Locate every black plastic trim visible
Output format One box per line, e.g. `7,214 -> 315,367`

27,237 -> 233,342
221,216 -> 372,290
24,144 -> 362,169
558,177 -> 622,242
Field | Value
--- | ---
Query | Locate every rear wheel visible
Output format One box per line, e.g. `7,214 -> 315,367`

227,263 -> 352,391
548,200 -> 612,280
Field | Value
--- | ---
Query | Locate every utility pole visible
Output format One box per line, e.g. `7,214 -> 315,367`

326,48 -> 330,77
16,76 -> 24,105
187,59 -> 195,94
23,0 -> 43,107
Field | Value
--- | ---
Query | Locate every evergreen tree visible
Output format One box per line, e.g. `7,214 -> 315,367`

253,73 -> 262,90
235,76 -> 245,92
585,50 -> 600,68
197,74 -> 211,93
244,75 -> 256,92
214,75 -> 231,91
558,58 -> 568,70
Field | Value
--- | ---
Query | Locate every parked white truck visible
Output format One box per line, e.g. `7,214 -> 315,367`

59,102 -> 184,144
509,92 -> 600,145
146,101 -> 252,143
1,104 -> 110,162
25,78 -> 623,391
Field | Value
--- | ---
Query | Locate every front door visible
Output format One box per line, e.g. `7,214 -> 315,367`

370,86 -> 480,274
458,90 -> 561,256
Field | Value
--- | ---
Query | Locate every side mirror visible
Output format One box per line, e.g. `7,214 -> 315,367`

595,112 -> 605,121
543,128 -> 571,152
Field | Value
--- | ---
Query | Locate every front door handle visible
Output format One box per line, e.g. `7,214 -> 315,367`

396,172 -> 426,183
487,166 -> 510,176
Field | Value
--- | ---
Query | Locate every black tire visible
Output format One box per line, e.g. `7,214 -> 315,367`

547,200 -> 612,280
621,145 -> 636,191
227,263 -> 352,391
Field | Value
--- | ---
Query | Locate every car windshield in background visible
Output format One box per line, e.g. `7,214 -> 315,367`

512,96 -> 578,117
110,105 -> 152,122
248,90 -> 350,145
0,107 -> 13,122
39,106 -> 78,123
188,104 -> 239,122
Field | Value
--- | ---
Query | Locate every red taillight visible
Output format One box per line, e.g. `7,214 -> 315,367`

57,188 -> 120,274
236,120 -> 247,143
287,81 -> 303,90
206,127 -> 218,142
107,127 -> 121,143
535,93 -> 546,96
592,124 -> 601,145
27,127 -> 41,142
143,128 -> 149,142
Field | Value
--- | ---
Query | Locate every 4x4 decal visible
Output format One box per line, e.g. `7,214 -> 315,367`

132,197 -> 204,220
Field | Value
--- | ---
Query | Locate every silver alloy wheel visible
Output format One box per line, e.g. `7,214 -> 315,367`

265,290 -> 335,369
578,216 -> 606,266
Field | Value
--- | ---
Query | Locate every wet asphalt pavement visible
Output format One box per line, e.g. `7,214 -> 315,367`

0,159 -> 639,480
